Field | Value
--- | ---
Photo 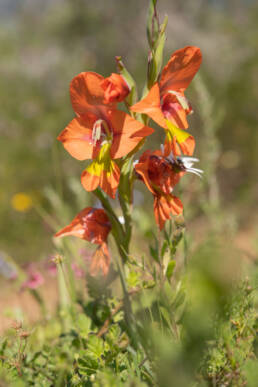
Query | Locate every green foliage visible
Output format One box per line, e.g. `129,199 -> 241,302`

1,258 -> 257,386
202,280 -> 258,386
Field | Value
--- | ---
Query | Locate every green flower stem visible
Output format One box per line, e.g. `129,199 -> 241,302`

56,260 -> 73,331
113,252 -> 139,349
118,191 -> 132,253
118,157 -> 134,253
62,239 -> 77,303
94,188 -> 128,263
94,188 -> 139,348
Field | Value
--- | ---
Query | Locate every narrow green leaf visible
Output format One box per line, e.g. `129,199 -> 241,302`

161,240 -> 168,258
166,260 -> 176,281
149,245 -> 159,263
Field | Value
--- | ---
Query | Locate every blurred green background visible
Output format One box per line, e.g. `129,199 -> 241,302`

0,0 -> 257,265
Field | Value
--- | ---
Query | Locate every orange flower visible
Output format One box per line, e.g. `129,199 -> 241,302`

101,73 -> 130,104
135,140 -> 202,229
135,149 -> 183,229
55,207 -> 111,276
154,195 -> 183,230
131,46 -> 202,155
58,72 -> 153,198
135,150 -> 181,196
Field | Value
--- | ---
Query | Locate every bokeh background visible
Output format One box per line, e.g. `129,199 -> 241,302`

0,0 -> 258,328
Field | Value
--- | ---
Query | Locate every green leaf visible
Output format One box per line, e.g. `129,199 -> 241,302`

87,336 -> 104,359
160,306 -> 172,330
166,260 -> 176,281
161,240 -> 168,258
127,270 -> 141,288
149,245 -> 159,263
78,352 -> 99,376
76,314 -> 91,338
119,156 -> 134,204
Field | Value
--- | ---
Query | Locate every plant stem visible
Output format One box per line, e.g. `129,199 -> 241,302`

118,188 -> 132,254
94,188 -> 128,263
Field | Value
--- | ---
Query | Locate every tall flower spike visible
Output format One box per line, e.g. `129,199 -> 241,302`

55,207 -> 112,276
58,72 -> 153,197
131,46 -> 202,155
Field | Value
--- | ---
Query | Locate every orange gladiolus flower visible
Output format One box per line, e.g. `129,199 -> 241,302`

135,139 -> 202,229
131,46 -> 202,155
135,150 -> 183,229
58,71 -> 153,198
55,207 -> 112,276
101,73 -> 130,104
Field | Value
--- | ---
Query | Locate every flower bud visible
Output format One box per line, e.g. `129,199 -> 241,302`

101,73 -> 130,104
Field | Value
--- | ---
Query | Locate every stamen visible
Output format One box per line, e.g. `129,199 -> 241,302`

92,120 -> 103,146
168,90 -> 190,110
92,119 -> 112,146
185,167 -> 203,178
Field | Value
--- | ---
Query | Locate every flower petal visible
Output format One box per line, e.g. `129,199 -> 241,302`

154,195 -> 183,230
55,207 -> 93,240
90,243 -> 110,276
81,159 -> 120,198
162,92 -> 188,129
160,46 -> 202,94
101,73 -> 130,104
70,72 -> 108,116
108,110 -> 154,159
134,151 -> 156,195
81,168 -> 100,193
55,207 -> 111,244
165,120 -> 195,156
100,162 -> 120,198
131,83 -> 167,128
57,116 -> 99,160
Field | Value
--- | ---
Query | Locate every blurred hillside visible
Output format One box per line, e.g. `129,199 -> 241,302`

0,0 -> 257,265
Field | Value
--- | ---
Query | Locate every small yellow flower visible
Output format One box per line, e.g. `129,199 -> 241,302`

11,192 -> 33,212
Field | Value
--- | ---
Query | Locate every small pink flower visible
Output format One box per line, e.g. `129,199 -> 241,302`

45,258 -> 57,277
71,262 -> 84,278
21,270 -> 44,290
